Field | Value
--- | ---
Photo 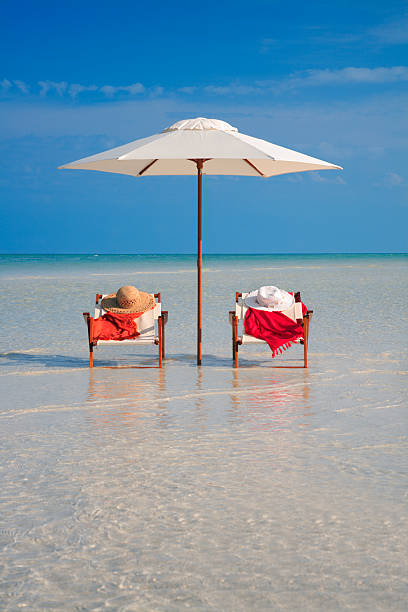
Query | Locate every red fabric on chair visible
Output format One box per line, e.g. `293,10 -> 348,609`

244,302 -> 307,358
93,311 -> 143,341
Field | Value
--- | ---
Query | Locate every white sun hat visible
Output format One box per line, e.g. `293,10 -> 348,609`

244,286 -> 295,312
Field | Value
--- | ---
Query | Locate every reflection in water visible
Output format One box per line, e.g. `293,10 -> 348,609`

87,367 -> 167,427
86,365 -> 313,433
193,367 -> 208,428
230,368 -> 312,431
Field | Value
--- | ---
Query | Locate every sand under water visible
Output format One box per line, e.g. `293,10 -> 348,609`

0,254 -> 407,610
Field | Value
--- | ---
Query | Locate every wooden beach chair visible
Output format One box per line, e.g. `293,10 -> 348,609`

229,291 -> 313,368
83,293 -> 168,368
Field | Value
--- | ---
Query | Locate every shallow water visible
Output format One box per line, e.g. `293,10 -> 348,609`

1,254 -> 407,610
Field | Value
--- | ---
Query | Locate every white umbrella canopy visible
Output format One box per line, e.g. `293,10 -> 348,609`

60,117 -> 341,177
59,117 -> 342,365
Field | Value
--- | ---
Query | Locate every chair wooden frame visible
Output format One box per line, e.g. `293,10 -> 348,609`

83,293 -> 168,368
229,291 -> 313,368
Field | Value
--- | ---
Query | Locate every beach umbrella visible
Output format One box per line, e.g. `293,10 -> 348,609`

59,117 -> 342,365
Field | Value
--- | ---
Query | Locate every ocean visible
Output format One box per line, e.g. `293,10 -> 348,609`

1,253 -> 407,610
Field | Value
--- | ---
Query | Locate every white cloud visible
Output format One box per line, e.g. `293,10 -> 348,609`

98,85 -> 116,97
2,79 -> 146,99
255,67 -> 408,94
1,78 -> 12,91
285,174 -> 303,183
385,172 -> 405,187
204,83 -> 261,96
150,85 -> 164,96
1,78 -> 29,94
298,66 -> 408,86
310,172 -> 346,185
255,66 -> 408,93
38,80 -> 68,96
177,86 -> 198,94
125,83 -> 145,95
370,16 -> 408,45
14,80 -> 30,94
262,16 -> 408,49
310,33 -> 362,45
68,83 -> 98,98
100,82 -> 145,96
3,64 -> 408,105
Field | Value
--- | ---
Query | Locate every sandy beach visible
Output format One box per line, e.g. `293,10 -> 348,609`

0,253 -> 407,610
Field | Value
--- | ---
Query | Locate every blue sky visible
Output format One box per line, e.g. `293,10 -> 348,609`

1,0 -> 407,253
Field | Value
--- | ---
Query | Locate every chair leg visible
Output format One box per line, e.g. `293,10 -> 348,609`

161,317 -> 166,361
233,316 -> 239,368
232,322 -> 236,362
89,317 -> 94,368
234,342 -> 239,368
158,317 -> 163,368
303,317 -> 309,368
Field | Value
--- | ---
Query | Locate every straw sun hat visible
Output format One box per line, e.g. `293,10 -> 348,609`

101,285 -> 155,314
244,286 -> 294,312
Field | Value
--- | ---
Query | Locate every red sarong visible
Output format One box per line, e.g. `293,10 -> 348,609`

244,301 -> 307,358
93,311 -> 143,341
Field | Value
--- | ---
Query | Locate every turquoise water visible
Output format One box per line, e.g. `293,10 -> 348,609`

1,252 -> 405,275
0,254 -> 407,610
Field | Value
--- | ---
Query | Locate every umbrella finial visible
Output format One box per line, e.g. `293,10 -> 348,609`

163,117 -> 238,133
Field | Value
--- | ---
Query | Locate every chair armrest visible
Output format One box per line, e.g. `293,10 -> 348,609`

295,301 -> 303,324
83,312 -> 91,324
305,310 -> 313,320
161,311 -> 169,325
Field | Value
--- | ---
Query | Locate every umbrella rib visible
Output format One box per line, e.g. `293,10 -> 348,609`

243,159 -> 264,176
138,159 -> 158,175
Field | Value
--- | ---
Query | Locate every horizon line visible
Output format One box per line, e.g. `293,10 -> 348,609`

1,252 -> 407,256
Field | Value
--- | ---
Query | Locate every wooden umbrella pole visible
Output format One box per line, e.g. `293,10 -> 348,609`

197,160 -> 203,365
